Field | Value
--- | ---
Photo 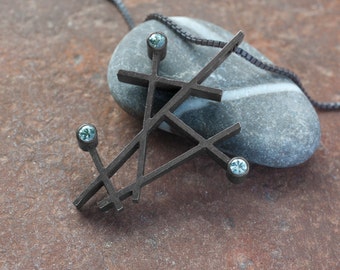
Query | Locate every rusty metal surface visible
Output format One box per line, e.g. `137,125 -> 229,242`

0,0 -> 339,269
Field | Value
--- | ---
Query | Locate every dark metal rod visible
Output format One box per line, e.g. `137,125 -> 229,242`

105,132 -> 141,177
73,132 -> 141,208
75,31 -> 246,211
192,31 -> 244,84
133,53 -> 162,201
98,144 -> 205,210
165,111 -> 205,142
208,123 -> 241,144
140,145 -> 203,186
117,70 -> 223,101
73,176 -> 103,209
89,145 -> 123,210
109,0 -> 135,30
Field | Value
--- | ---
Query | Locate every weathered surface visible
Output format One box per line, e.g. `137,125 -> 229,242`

0,0 -> 339,269
108,17 -> 320,168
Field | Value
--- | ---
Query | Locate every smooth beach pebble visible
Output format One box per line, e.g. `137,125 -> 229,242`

107,17 -> 320,168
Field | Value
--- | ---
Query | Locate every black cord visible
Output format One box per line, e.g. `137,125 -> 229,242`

109,0 -> 135,30
145,13 -> 339,111
107,0 -> 339,111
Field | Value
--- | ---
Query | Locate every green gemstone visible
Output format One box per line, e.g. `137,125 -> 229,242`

148,33 -> 166,49
229,157 -> 249,176
78,125 -> 96,142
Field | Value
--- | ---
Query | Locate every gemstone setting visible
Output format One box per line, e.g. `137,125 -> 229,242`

78,124 -> 96,142
147,32 -> 166,49
228,157 -> 249,177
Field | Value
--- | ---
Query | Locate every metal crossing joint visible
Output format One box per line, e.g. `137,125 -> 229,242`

74,31 -> 249,212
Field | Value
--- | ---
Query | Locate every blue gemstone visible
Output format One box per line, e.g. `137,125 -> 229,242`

148,33 -> 166,49
229,157 -> 248,176
78,125 -> 96,142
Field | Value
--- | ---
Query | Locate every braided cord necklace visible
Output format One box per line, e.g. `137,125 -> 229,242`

110,0 -> 340,111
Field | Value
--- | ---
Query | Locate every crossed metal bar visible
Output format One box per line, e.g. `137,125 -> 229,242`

74,31 -> 246,212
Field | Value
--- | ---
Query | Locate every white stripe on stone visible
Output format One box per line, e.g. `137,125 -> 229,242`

222,82 -> 301,101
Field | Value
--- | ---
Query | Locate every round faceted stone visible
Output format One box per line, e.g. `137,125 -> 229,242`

148,32 -> 166,49
78,124 -> 96,142
228,157 -> 249,177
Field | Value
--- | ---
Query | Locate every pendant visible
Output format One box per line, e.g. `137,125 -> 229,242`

74,31 -> 249,212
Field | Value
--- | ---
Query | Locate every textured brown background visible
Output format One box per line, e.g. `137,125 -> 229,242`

0,0 -> 339,269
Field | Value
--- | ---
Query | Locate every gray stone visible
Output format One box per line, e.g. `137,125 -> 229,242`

107,17 -> 320,168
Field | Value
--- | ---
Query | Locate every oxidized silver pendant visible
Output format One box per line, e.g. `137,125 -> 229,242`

74,31 -> 249,212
